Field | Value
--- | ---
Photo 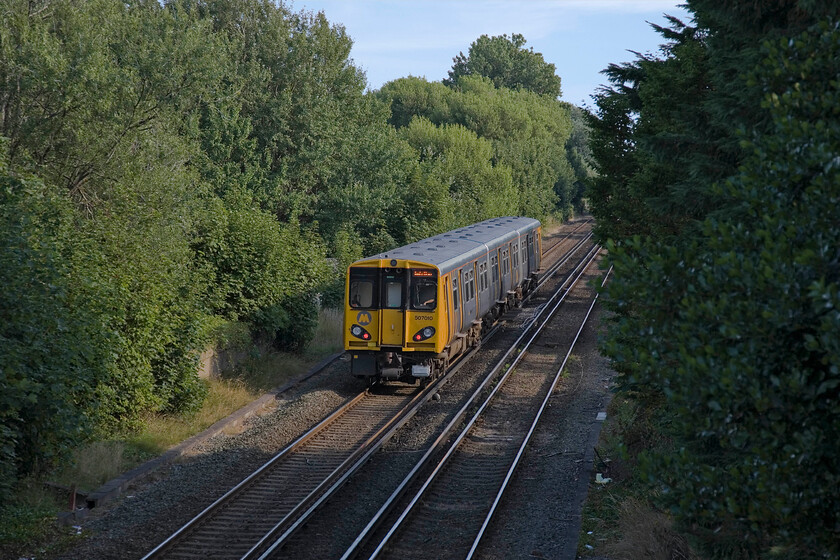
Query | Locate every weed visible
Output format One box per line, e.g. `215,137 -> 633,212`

52,441 -> 140,492
0,479 -> 78,558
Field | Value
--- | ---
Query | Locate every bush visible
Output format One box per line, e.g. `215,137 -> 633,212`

252,293 -> 320,353
0,151 -> 109,497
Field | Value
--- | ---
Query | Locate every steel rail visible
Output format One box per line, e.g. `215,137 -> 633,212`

247,336 -> 489,560
540,216 -> 593,259
528,231 -> 593,301
140,390 -> 369,560
346,245 -> 602,560
258,237 -> 598,560
466,264 -> 613,559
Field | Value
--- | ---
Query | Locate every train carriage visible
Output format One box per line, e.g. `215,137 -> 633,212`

344,217 -> 541,384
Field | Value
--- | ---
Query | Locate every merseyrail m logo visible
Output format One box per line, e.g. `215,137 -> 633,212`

356,311 -> 372,326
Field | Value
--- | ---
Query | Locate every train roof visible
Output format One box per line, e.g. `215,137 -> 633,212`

358,216 -> 541,274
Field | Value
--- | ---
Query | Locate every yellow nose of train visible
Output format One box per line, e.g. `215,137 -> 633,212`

344,262 -> 442,353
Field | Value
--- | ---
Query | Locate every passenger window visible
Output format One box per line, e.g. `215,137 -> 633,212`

453,277 -> 459,310
513,244 -> 519,268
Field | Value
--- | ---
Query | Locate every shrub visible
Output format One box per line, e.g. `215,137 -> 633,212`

0,150 -> 109,497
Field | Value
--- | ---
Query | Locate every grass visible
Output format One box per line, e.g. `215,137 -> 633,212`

130,307 -> 344,456
130,377 -> 260,454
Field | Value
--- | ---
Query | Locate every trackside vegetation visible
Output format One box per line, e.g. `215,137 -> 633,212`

0,0 -> 590,509
587,1 -> 840,557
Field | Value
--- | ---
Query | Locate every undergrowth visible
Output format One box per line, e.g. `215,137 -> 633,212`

578,392 -> 699,560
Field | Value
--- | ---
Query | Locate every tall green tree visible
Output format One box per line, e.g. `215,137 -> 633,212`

0,0 -> 223,428
378,73 -> 575,220
445,33 -> 562,98
587,16 -> 716,242
397,117 -> 517,238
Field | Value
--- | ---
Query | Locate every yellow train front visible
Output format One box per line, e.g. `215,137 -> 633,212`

344,217 -> 542,384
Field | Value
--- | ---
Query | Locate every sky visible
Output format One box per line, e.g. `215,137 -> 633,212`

288,0 -> 692,107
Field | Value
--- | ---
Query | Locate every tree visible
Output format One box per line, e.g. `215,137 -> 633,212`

397,117 -> 517,237
445,33 -> 562,98
588,2 -> 840,556
564,105 -> 595,212
0,0 -> 222,428
379,74 -> 575,221
587,16 -> 718,242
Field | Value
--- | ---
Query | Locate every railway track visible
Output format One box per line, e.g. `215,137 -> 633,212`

260,243 -> 602,559
349,251 -> 608,560
141,219 -> 596,560
541,216 -> 593,262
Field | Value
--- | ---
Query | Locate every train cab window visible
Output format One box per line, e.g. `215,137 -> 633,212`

411,269 -> 438,310
349,268 -> 378,308
382,268 -> 405,309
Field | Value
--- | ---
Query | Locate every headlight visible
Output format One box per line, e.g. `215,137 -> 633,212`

350,325 -> 371,340
413,326 -> 435,341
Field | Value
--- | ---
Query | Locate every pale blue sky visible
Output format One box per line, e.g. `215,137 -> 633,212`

289,0 -> 691,107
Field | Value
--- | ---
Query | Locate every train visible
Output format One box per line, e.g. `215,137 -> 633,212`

344,217 -> 542,384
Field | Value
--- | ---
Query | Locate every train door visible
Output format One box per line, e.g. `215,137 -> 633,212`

477,260 -> 486,316
380,268 -> 405,346
490,253 -> 499,302
501,246 -> 511,293
452,272 -> 463,335
443,276 -> 452,343
512,241 -> 520,286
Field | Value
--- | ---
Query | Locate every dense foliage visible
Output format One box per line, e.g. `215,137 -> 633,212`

445,33 -> 562,98
589,2 -> 840,557
0,1 -> 582,495
378,73 -> 584,220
